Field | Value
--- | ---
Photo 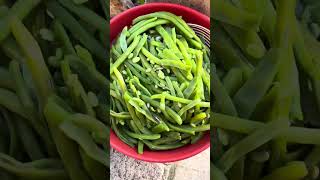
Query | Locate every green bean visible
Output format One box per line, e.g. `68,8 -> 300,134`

191,132 -> 204,144
67,113 -> 109,142
143,140 -> 185,150
44,97 -> 91,180
290,61 -> 303,121
212,0 -> 260,30
9,61 -> 35,117
110,111 -> 131,119
123,128 -> 161,140
151,122 -> 169,134
172,68 -> 189,84
0,37 -> 25,64
155,25 -> 182,58
260,161 -> 308,180
162,12 -> 200,42
202,71 -> 210,92
1,109 -> 19,158
114,68 -> 151,134
194,51 -> 204,105
0,67 -> 14,90
129,120 -> 140,133
270,1 -> 297,166
133,12 -> 193,39
151,93 -> 192,104
15,116 -> 45,160
24,159 -> 64,169
79,148 -> 107,180
0,153 -> 68,180
305,146 -> 320,166
111,35 -> 141,74
260,0 -> 277,44
58,0 -> 107,33
190,112 -> 207,124
125,62 -> 150,85
132,34 -> 147,59
293,20 -> 320,113
217,118 -> 289,172
53,20 -> 76,54
128,97 -> 157,124
171,27 -> 176,43
172,81 -> 184,98
183,78 -> 197,99
212,113 -> 320,145
66,74 -> 96,117
222,67 -> 243,97
11,15 -> 54,106
130,77 -> 152,96
112,46 -> 120,59
141,47 -> 190,71
119,26 -> 128,53
47,1 -> 107,62
141,95 -> 183,125
222,22 -> 266,60
233,48 -> 281,118
99,0 -> 107,18
59,121 -> 109,167
65,55 -> 108,92
251,83 -> 280,121
129,17 -> 157,34
127,19 -> 170,43
212,71 -> 238,116
0,0 -> 41,42
148,37 -> 157,56
150,39 -> 164,48
176,38 -> 194,74
213,27 -> 253,79
140,53 -> 166,85
178,99 -> 201,116
0,88 -> 27,119
111,118 -> 136,147
138,141 -> 144,154
153,135 -> 181,145
75,45 -> 96,68
211,163 -> 228,180
165,121 -> 195,135
186,38 -> 202,49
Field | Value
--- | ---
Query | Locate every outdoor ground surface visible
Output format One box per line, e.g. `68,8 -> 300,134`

110,148 -> 210,180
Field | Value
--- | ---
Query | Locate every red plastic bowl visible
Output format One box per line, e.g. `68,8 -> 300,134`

110,3 -> 210,163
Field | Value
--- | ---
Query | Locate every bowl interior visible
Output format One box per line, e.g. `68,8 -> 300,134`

110,3 -> 210,163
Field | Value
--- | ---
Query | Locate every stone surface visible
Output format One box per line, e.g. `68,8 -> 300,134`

110,148 -> 210,180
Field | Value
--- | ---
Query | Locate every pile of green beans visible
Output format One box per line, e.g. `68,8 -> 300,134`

211,0 -> 320,179
110,11 -> 210,154
0,0 -> 109,180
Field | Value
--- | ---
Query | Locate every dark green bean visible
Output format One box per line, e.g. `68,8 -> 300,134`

47,1 -> 107,62
44,96 -> 91,180
0,0 -> 41,42
58,0 -> 107,33
143,140 -> 185,150
0,67 -> 14,90
15,116 -> 45,160
79,148 -> 107,180
0,153 -> 68,180
11,15 -> 54,106
53,19 -> 76,54
222,67 -> 243,97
